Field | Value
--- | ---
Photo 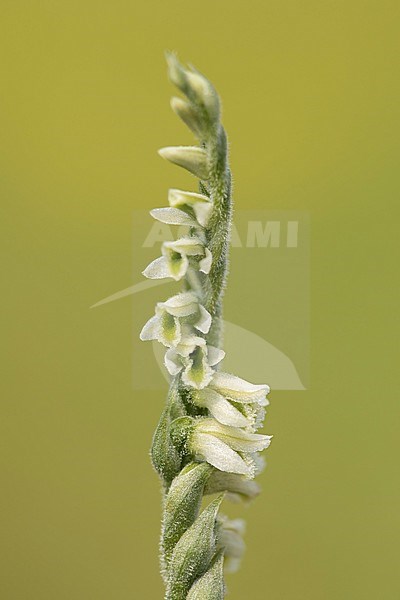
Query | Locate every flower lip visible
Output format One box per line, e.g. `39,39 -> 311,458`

210,371 -> 270,404
190,418 -> 272,477
158,292 -> 200,317
162,237 -> 205,256
194,388 -> 249,428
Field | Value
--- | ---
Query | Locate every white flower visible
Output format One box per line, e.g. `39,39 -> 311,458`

164,336 -> 225,390
193,388 -> 249,428
250,451 -> 267,475
198,248 -> 212,274
168,188 -> 213,228
204,471 -> 261,503
193,387 -> 267,432
191,372 -> 269,431
190,418 -> 272,477
158,146 -> 209,180
140,292 -> 212,348
217,516 -> 246,573
143,237 -> 211,281
149,189 -> 213,230
209,371 -> 270,405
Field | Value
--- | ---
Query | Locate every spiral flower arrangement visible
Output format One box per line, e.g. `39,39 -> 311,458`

140,53 -> 272,599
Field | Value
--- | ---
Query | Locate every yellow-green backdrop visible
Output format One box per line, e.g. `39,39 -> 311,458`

1,2 -> 399,599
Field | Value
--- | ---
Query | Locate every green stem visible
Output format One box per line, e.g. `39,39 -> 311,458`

203,125 -> 232,347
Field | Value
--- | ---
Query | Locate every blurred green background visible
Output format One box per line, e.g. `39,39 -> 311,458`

1,1 -> 399,598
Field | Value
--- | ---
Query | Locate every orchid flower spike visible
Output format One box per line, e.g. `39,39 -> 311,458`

139,53 -> 273,598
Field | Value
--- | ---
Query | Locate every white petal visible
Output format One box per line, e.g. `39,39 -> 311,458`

199,247 -> 212,274
218,519 -> 246,573
259,397 -> 270,407
162,246 -> 189,280
168,188 -> 211,208
167,189 -> 213,227
164,348 -> 183,376
158,310 -> 181,347
207,346 -> 225,366
193,201 -> 213,227
196,388 -> 249,428
194,304 -> 212,334
182,362 -> 213,390
192,432 -> 251,476
150,207 -> 196,227
223,517 -> 246,537
197,419 -> 272,453
174,334 -> 205,357
139,315 -> 160,341
164,237 -> 205,256
205,471 -> 261,501
210,371 -> 270,403
225,557 -> 242,573
239,403 -> 266,433
142,256 -> 170,279
182,346 -> 214,389
250,452 -> 267,475
161,292 -> 199,317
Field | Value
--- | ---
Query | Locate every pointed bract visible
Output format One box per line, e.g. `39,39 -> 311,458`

186,551 -> 225,599
162,462 -> 213,568
166,496 -> 223,599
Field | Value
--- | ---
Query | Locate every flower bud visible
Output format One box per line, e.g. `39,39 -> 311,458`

205,471 -> 261,503
158,146 -> 209,180
166,52 -> 220,124
185,69 -> 220,123
170,96 -> 203,138
165,51 -> 188,92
